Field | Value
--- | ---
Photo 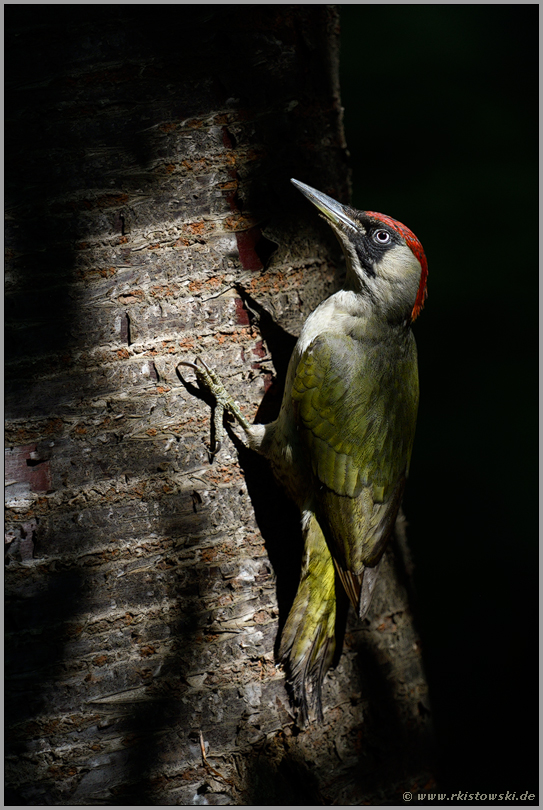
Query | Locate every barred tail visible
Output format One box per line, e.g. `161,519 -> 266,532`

278,511 -> 336,724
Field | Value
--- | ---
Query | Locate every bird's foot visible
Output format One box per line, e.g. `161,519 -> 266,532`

178,357 -> 250,460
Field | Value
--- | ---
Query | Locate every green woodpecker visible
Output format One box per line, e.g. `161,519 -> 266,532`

181,180 -> 428,722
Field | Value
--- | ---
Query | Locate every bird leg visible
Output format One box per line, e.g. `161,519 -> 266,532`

178,357 -> 251,459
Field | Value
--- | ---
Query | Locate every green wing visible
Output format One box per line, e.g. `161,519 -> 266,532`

291,330 -> 419,602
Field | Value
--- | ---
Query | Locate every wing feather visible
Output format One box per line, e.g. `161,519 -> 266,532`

291,330 -> 418,609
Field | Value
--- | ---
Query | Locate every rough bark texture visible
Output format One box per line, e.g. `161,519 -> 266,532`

6,7 -> 433,805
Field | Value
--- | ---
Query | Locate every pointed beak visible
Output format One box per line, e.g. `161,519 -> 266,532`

291,179 -> 357,231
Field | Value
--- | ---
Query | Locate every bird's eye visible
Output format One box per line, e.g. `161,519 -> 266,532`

373,229 -> 391,245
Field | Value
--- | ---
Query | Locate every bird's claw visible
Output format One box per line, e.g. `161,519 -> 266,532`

178,357 -> 225,397
178,357 -> 212,378
178,357 -> 251,461
178,360 -> 200,372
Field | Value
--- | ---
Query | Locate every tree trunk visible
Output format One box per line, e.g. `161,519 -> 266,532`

6,6 -> 433,804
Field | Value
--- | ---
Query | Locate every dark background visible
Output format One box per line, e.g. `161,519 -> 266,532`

340,4 -> 538,793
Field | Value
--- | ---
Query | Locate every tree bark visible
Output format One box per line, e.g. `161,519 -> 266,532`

6,6 -> 433,804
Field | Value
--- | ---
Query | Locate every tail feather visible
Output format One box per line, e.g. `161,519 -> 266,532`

333,564 -> 362,613
278,512 -> 336,724
358,558 -> 382,619
334,558 -> 383,620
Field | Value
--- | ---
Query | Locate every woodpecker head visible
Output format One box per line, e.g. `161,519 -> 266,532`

291,179 -> 428,324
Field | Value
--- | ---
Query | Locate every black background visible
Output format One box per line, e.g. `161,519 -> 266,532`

341,4 -> 538,793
